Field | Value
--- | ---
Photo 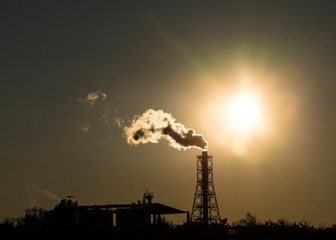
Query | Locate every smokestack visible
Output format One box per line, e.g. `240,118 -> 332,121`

191,151 -> 221,224
202,151 -> 209,224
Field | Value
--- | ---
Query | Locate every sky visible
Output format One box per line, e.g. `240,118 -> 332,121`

1,0 -> 336,225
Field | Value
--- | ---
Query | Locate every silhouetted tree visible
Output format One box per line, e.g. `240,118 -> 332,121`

17,207 -> 45,228
264,219 -> 274,227
276,218 -> 291,228
2,217 -> 16,227
233,212 -> 259,226
299,219 -> 312,229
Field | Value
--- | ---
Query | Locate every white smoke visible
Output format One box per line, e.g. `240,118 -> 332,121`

78,90 -> 107,106
124,109 -> 208,150
24,184 -> 60,201
114,117 -> 125,127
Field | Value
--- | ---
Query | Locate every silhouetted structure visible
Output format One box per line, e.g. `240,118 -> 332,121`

45,192 -> 187,231
191,151 -> 221,224
142,189 -> 154,204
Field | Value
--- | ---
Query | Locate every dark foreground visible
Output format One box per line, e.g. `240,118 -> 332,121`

1,224 -> 336,240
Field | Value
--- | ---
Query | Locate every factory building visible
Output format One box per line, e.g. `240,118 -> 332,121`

45,191 -> 188,231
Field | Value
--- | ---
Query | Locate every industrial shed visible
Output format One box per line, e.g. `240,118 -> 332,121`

45,192 -> 188,231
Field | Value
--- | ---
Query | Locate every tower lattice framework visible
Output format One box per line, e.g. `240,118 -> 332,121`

191,151 -> 220,224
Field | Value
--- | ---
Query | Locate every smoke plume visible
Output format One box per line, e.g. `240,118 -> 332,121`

124,109 -> 208,150
114,117 -> 125,127
78,90 -> 107,106
24,184 -> 60,201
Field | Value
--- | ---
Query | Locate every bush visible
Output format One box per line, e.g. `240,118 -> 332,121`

16,207 -> 45,228
233,212 -> 259,226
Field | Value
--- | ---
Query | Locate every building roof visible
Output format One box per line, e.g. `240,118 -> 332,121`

78,203 -> 187,215
117,203 -> 187,214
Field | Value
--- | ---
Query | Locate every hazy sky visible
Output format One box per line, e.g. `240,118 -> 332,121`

1,1 -> 336,225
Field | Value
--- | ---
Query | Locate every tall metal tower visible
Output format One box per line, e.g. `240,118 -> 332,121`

191,151 -> 221,224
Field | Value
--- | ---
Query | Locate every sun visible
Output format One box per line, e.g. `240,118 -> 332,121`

197,66 -> 275,154
226,92 -> 264,137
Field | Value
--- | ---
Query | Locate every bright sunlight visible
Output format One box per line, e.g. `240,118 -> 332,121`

226,91 -> 264,137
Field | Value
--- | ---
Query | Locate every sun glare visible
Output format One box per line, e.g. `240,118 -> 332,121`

199,67 -> 274,154
203,85 -> 268,154
226,92 -> 264,136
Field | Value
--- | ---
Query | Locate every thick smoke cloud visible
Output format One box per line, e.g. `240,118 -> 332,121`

124,109 -> 208,150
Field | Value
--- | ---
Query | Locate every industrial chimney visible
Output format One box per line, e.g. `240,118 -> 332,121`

191,151 -> 220,224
